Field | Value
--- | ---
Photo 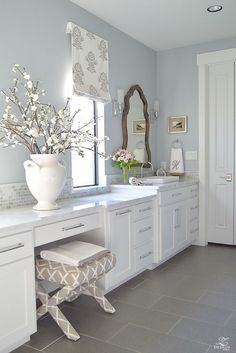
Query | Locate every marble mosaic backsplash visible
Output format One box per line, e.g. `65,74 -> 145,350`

0,171 -> 198,209
0,178 -> 109,209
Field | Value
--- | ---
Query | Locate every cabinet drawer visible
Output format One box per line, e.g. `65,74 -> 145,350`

0,231 -> 33,266
134,217 -> 153,247
135,242 -> 153,272
189,202 -> 199,221
134,201 -> 153,220
189,218 -> 199,233
35,212 -> 100,246
187,185 -> 199,199
159,187 -> 189,206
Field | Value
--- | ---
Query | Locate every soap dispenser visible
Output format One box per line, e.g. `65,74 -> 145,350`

156,162 -> 167,176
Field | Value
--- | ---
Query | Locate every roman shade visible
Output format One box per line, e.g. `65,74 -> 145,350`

66,22 -> 111,103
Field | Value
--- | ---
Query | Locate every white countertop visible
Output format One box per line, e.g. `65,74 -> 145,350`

111,179 -> 198,193
0,192 -> 155,235
0,179 -> 197,236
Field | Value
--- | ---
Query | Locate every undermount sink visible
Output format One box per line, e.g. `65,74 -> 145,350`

139,176 -> 179,184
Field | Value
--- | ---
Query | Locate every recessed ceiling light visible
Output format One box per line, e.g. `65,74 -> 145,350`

207,5 -> 223,12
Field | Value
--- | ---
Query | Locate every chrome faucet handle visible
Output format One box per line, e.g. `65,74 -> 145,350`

141,161 -> 153,178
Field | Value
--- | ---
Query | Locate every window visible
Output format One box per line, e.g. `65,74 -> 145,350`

71,96 -> 104,188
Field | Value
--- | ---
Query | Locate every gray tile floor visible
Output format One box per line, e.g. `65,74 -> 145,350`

14,244 -> 236,353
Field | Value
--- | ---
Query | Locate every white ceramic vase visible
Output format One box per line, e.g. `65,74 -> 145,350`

24,154 -> 66,211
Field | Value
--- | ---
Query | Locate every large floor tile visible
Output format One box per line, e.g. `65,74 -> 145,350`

225,312 -> 236,330
110,300 -> 180,333
61,306 -> 125,341
110,284 -> 160,308
170,317 -> 236,351
109,323 -> 209,353
198,290 -> 236,310
25,316 -> 63,351
12,346 -> 43,353
44,334 -> 137,353
207,273 -> 236,294
137,276 -> 208,302
122,273 -> 146,288
151,297 -> 231,325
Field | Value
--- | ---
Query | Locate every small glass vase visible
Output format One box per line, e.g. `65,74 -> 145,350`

122,166 -> 129,184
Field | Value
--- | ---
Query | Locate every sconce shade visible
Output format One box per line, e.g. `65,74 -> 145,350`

154,99 -> 159,113
117,89 -> 124,103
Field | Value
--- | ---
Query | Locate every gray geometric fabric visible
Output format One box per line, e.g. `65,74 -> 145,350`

35,253 -> 116,341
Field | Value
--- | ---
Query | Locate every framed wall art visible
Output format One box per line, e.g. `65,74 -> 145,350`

168,115 -> 188,134
133,119 -> 146,134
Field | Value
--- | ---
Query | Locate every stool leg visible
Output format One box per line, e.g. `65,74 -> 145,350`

37,284 -> 80,341
48,305 -> 80,341
87,282 -> 116,314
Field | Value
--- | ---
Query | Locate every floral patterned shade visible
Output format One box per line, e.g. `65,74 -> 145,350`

66,22 -> 111,103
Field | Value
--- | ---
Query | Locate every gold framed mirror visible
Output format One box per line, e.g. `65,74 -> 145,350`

122,84 -> 151,166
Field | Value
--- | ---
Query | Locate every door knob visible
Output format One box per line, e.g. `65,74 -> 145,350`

226,173 -> 232,182
220,173 -> 232,182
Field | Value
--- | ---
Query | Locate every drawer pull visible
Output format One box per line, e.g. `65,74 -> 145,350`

139,226 -> 152,233
0,242 -> 24,254
190,228 -> 199,234
190,188 -> 198,193
116,209 -> 131,216
139,207 -> 152,213
140,251 -> 152,260
172,192 -> 182,197
190,206 -> 198,211
62,223 -> 85,231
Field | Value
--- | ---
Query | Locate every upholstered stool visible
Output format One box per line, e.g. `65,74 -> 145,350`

35,250 -> 116,341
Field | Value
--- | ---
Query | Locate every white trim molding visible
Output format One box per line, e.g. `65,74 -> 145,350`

197,48 -> 236,246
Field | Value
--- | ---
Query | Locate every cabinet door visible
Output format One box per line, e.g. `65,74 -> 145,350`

173,202 -> 188,251
108,208 -> 134,287
0,257 -> 36,352
160,204 -> 175,260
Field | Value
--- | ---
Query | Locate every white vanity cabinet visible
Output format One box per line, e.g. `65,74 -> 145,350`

158,184 -> 199,262
0,229 -> 36,353
106,198 -> 154,290
107,207 -> 134,288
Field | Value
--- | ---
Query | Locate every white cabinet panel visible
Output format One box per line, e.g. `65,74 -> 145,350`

134,217 -> 153,247
135,242 -> 153,272
0,257 -> 36,352
160,204 -> 175,260
108,207 -> 134,288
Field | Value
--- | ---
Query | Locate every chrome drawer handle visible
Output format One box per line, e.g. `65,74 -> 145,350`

139,226 -> 152,233
0,242 -> 24,254
140,251 -> 152,260
190,188 -> 198,193
190,228 -> 199,234
172,193 -> 182,197
62,223 -> 85,231
190,206 -> 198,211
139,207 -> 152,213
116,209 -> 131,216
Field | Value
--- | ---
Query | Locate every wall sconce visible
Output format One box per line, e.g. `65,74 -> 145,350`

150,99 -> 160,123
113,89 -> 124,117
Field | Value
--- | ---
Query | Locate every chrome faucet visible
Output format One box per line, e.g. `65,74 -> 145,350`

140,161 -> 153,178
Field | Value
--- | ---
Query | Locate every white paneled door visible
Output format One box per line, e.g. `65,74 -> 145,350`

208,62 -> 235,244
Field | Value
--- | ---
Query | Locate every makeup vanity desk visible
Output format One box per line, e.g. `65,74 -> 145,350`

0,192 -> 156,353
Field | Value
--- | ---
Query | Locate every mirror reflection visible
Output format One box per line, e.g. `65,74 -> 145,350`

127,91 -> 146,163
122,85 -> 151,165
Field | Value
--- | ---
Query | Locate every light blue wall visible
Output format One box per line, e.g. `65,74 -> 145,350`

156,37 -> 236,173
0,0 -> 157,184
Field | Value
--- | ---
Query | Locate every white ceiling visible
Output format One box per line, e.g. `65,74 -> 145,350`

70,0 -> 236,51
